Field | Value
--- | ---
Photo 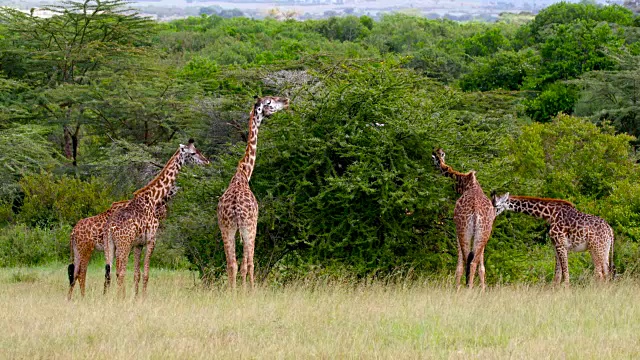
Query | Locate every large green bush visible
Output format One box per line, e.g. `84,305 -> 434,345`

0,224 -> 70,266
524,83 -> 579,122
18,173 -> 116,228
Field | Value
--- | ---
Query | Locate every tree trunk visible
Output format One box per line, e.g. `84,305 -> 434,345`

71,124 -> 80,167
63,125 -> 73,160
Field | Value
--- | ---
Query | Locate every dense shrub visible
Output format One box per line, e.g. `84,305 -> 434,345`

459,50 -> 537,91
524,83 -> 579,122
18,173 -> 116,228
0,224 -> 70,266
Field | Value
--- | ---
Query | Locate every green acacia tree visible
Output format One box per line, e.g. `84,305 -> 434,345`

0,0 -> 154,166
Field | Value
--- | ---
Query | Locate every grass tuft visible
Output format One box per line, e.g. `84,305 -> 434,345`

10,270 -> 39,283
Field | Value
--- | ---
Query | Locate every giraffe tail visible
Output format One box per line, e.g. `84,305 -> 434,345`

465,251 -> 474,286
68,264 -> 75,286
68,233 -> 76,286
609,232 -> 615,280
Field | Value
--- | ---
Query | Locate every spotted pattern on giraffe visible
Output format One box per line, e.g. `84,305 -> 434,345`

103,141 -> 209,298
432,148 -> 496,291
492,193 -> 615,284
217,96 -> 289,289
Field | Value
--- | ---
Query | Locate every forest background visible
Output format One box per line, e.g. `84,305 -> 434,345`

1,0 -> 640,285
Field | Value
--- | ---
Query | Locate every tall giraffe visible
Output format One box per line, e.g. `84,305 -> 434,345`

432,148 -> 496,290
217,96 -> 289,289
67,185 -> 179,300
492,193 -> 614,284
103,140 -> 209,298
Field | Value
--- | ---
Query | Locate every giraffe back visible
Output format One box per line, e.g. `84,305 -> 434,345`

454,183 -> 495,233
551,205 -> 614,251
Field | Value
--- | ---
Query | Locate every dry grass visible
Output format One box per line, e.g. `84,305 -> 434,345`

1,265 -> 640,359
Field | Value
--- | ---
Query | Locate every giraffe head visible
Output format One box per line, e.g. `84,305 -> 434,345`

179,139 -> 210,166
253,96 -> 289,126
491,192 -> 510,215
431,148 -> 445,169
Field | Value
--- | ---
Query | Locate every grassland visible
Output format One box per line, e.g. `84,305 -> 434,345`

1,265 -> 640,359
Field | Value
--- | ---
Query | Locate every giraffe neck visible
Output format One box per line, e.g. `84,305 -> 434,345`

437,161 -> 478,194
504,196 -> 573,222
236,107 -> 262,182
133,149 -> 184,206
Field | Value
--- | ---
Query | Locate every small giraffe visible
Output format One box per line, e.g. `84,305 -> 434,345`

67,185 -> 180,300
67,200 -> 128,300
432,148 -> 496,290
103,140 -> 209,298
217,96 -> 289,289
492,193 -> 614,284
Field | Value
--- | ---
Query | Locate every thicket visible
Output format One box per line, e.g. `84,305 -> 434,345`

1,1 -> 639,283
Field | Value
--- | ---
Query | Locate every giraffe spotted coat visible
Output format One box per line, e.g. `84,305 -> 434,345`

103,141 -> 208,298
432,148 -> 496,291
67,186 -> 179,300
492,193 -> 614,284
217,96 -> 289,289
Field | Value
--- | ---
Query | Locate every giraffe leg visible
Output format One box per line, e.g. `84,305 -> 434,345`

239,225 -> 256,289
220,226 -> 238,289
248,236 -> 256,289
142,239 -> 156,297
553,249 -> 562,285
555,245 -> 569,286
454,226 -> 468,291
589,247 -> 606,282
467,252 -> 479,290
454,247 -> 464,291
78,247 -> 92,298
477,250 -> 486,292
115,244 -> 131,299
133,245 -> 142,297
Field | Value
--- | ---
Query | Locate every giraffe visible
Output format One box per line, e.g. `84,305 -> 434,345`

492,193 -> 615,284
67,185 -> 180,300
67,200 -> 128,300
217,96 -> 289,289
432,148 -> 496,290
103,140 -> 209,298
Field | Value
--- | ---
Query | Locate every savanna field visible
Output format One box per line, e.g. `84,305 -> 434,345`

3,266 -> 640,358
2,0 -> 640,358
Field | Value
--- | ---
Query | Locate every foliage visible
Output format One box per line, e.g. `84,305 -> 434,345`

406,47 -> 467,83
0,124 -> 64,199
524,83 -> 579,122
0,0 -> 153,85
572,69 -> 640,145
460,50 -> 537,91
18,173 -> 116,227
523,2 -> 635,44
534,20 -> 624,87
0,224 -> 70,266
463,27 -> 511,57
